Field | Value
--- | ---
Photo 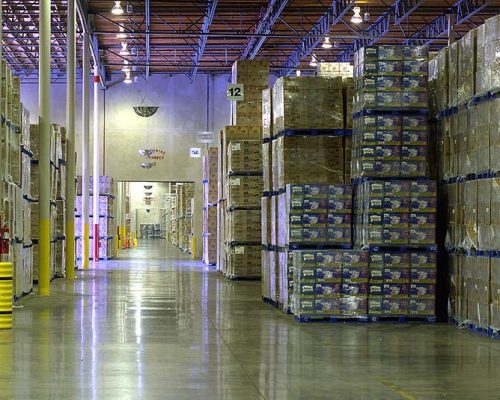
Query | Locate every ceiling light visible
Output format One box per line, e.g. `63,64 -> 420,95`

309,54 -> 319,67
119,42 -> 129,56
351,6 -> 362,24
126,2 -> 133,13
116,26 -> 127,39
111,1 -> 124,15
122,61 -> 131,73
296,70 -> 301,77
334,41 -> 340,48
124,72 -> 132,84
364,12 -> 371,22
322,37 -> 332,49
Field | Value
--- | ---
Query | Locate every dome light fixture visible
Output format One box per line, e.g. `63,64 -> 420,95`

351,6 -> 363,24
119,42 -> 129,56
121,60 -> 131,73
111,1 -> 124,16
124,71 -> 132,84
309,54 -> 319,67
116,26 -> 127,39
364,12 -> 371,22
322,37 -> 332,49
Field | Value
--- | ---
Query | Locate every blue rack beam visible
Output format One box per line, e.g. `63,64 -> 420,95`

404,0 -> 492,45
242,0 -> 290,60
277,0 -> 355,77
394,0 -> 426,25
188,0 -> 218,80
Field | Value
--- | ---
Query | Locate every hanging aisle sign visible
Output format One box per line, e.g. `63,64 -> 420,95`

227,84 -> 244,101
197,131 -> 214,144
190,148 -> 201,158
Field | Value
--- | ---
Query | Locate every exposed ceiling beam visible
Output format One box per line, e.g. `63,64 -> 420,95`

405,0 -> 492,44
241,0 -> 290,60
188,0 -> 218,80
394,0 -> 426,25
276,0 -> 355,77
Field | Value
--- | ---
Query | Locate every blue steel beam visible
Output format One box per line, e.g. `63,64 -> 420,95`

276,0 -> 355,77
242,0 -> 290,60
405,0 -> 492,44
394,0 -> 426,25
337,2 -> 398,62
189,0 -> 218,80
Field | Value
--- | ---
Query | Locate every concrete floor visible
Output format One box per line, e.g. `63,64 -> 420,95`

1,241 -> 499,400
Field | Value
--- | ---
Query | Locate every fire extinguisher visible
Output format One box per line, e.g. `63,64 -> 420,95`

0,218 -> 10,255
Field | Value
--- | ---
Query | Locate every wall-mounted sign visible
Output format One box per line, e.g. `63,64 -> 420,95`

140,162 -> 156,169
139,149 -> 166,160
190,148 -> 201,158
226,84 -> 244,101
197,131 -> 214,144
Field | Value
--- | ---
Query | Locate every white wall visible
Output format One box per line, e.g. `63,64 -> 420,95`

21,73 -> 232,259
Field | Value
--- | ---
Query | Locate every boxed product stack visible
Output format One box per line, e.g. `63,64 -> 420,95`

291,249 -> 369,321
476,15 -> 500,95
168,183 -> 194,253
231,60 -> 269,126
202,148 -> 218,266
352,45 -> 437,320
316,62 -> 354,78
217,125 -> 261,276
224,138 -> 262,279
75,176 -> 116,261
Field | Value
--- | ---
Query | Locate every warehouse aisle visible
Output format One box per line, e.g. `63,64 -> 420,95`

1,241 -> 499,400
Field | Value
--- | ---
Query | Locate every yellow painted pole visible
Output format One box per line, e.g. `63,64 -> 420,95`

38,0 -> 51,296
65,0 -> 76,280
82,34 -> 90,269
0,262 -> 13,329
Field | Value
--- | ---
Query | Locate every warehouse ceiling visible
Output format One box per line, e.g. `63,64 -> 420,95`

2,0 -> 500,80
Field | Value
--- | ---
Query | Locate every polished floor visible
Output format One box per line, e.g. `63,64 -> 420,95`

1,241 -> 499,399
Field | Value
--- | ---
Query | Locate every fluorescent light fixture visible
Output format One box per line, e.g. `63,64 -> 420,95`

116,26 -> 127,39
124,72 -> 132,84
119,42 -> 129,56
351,6 -> 362,24
111,1 -> 124,15
322,37 -> 332,49
295,70 -> 301,77
309,54 -> 319,67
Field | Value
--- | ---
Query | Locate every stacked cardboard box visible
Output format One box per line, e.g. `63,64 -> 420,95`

272,77 -> 344,132
202,148 -> 218,265
476,15 -> 500,95
231,60 -> 269,126
316,62 -> 354,79
354,180 -> 436,247
292,250 -> 368,319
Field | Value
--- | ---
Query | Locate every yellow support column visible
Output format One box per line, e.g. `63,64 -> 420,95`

0,262 -> 13,329
38,0 -> 51,296
82,34 -> 90,269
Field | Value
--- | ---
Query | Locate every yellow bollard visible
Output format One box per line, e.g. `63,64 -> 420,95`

0,262 -> 13,329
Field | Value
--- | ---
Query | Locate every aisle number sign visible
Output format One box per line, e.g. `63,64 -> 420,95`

227,84 -> 244,101
190,148 -> 201,158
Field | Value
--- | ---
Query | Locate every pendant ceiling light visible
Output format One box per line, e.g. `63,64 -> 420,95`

111,1 -> 124,15
309,54 -> 319,67
119,42 -> 129,56
351,6 -> 363,24
144,185 -> 153,190
122,60 -> 131,73
133,79 -> 159,117
322,37 -> 332,49
116,26 -> 127,39
124,71 -> 132,84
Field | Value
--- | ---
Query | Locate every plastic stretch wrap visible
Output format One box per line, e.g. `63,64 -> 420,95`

351,114 -> 429,179
273,136 -> 344,192
369,251 -> 436,317
231,60 -> 269,127
448,42 -> 459,107
476,15 -> 500,94
291,249 -> 369,318
261,249 -> 271,300
262,141 -> 272,193
277,184 -> 352,248
270,250 -> 279,304
272,77 -> 344,133
354,180 -> 436,247
436,48 -> 449,112
226,209 -> 261,244
261,197 -> 272,246
226,244 -> 261,279
343,78 -> 354,130
491,257 -> 500,331
353,45 -> 429,112
226,176 -> 262,209
457,30 -> 477,104
262,88 -> 272,139
227,140 -> 262,174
